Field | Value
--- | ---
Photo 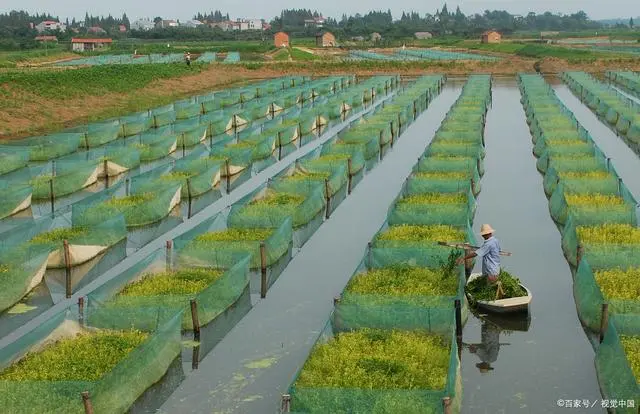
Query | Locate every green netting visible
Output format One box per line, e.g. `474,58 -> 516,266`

0,148 -> 29,177
119,113 -> 154,137
424,141 -> 485,160
73,122 -> 121,149
0,306 -> 182,414
386,190 -> 474,228
236,133 -> 278,161
174,212 -> 292,271
0,133 -> 83,162
319,142 -> 367,175
594,320 -> 640,413
174,102 -> 203,120
228,185 -> 326,230
0,179 -> 32,220
72,180 -> 181,228
86,247 -> 250,331
416,155 -> 482,182
549,183 -> 638,227
335,252 -> 466,335
272,162 -> 348,199
542,166 -> 620,198
288,321 -> 461,414
26,161 -> 101,200
406,173 -> 479,197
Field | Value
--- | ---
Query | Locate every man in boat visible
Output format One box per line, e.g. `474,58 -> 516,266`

456,224 -> 500,283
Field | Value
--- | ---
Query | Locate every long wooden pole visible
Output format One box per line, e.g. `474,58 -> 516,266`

260,242 -> 267,298
64,240 -> 72,298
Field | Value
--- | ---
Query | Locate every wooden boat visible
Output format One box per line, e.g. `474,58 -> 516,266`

466,273 -> 532,314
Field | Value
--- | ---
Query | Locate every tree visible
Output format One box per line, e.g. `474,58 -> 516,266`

153,17 -> 162,24
630,17 -> 634,28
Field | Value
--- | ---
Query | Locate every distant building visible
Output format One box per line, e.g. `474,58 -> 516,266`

371,32 -> 382,42
35,35 -> 58,42
540,31 -> 560,38
119,24 -> 127,33
156,20 -> 179,29
183,20 -> 204,28
35,20 -> 66,33
414,32 -> 433,40
71,38 -> 113,52
481,30 -> 501,44
351,36 -> 365,42
87,26 -> 107,35
304,16 -> 326,28
208,18 -> 264,31
274,32 -> 290,48
316,32 -> 336,47
131,18 -> 155,31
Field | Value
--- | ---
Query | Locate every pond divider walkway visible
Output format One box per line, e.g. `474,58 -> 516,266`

0,90 -> 398,350
460,79 -> 602,413
157,85 -> 464,414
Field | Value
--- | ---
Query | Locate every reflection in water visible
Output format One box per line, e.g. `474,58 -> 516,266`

464,312 -> 530,375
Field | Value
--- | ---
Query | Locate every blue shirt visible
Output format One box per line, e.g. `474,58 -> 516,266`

476,236 -> 500,276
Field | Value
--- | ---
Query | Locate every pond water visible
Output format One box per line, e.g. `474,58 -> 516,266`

461,78 -> 602,413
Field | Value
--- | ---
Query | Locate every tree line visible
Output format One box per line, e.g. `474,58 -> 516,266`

0,6 -> 636,50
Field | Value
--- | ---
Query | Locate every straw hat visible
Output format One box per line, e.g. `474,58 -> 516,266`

480,224 -> 495,236
476,362 -> 494,373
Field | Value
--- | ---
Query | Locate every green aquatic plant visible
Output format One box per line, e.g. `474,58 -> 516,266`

294,329 -> 449,390
30,227 -> 88,244
466,269 -> 526,303
119,268 -> 223,297
0,330 -> 148,381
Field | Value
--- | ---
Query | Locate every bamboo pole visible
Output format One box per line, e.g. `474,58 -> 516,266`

260,242 -> 267,298
599,303 -> 609,344
190,299 -> 200,341
81,391 -> 94,414
64,240 -> 72,298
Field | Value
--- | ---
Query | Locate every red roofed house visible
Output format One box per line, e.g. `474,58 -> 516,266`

274,32 -> 289,48
71,38 -> 113,52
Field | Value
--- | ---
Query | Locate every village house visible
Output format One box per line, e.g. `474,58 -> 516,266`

35,20 -> 66,33
316,32 -> 336,47
156,20 -> 179,29
274,32 -> 290,48
131,18 -> 155,31
71,37 -> 113,52
481,30 -> 501,44
415,32 -> 433,40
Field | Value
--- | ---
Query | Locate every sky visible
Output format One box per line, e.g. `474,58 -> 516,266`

1,0 -> 637,22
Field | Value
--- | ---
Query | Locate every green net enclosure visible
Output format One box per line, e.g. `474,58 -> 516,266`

594,320 -> 640,413
173,212 -> 293,294
23,161 -> 101,201
0,306 -> 182,414
65,121 -> 121,149
72,180 -> 181,229
86,247 -> 250,331
287,321 -> 462,414
0,178 -> 32,220
58,143 -> 142,178
0,133 -> 83,162
227,184 -> 326,248
0,148 -> 30,177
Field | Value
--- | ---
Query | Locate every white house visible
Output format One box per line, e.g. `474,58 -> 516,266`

183,20 -> 204,28
131,18 -> 155,31
35,20 -> 66,33
156,19 -> 179,29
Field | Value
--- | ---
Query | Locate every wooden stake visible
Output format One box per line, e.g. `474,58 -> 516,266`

455,299 -> 462,341
186,178 -> 192,219
192,345 -> 200,370
281,394 -> 291,413
49,178 -> 55,214
64,240 -> 72,298
260,242 -> 267,298
81,391 -> 94,414
442,396 -> 452,414
190,299 -> 201,341
103,159 -> 109,188
347,159 -> 353,195
166,240 -> 172,271
78,297 -> 85,325
333,296 -> 341,306
225,159 -> 231,194
599,303 -> 609,344
576,245 -> 584,267
325,179 -> 331,219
